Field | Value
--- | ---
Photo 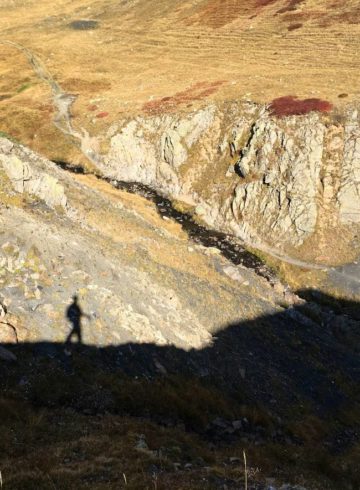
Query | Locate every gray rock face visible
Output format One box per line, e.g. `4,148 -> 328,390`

338,110 -> 360,224
100,102 -> 360,253
104,106 -> 217,201
0,137 -> 67,209
226,114 -> 325,245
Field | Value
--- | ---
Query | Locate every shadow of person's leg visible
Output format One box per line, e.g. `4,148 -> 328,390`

78,325 -> 83,345
64,329 -> 75,356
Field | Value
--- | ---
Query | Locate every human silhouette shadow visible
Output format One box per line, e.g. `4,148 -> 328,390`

65,295 -> 90,347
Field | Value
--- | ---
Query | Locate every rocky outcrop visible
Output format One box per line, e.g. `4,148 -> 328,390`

101,102 -> 360,254
228,114 -> 325,245
338,109 -> 360,224
0,138 -> 67,209
105,106 -> 218,200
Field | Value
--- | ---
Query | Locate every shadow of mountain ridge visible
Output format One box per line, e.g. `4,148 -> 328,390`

1,291 -> 359,429
1,291 -> 360,489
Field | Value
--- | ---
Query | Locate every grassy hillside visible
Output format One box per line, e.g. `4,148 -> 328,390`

0,0 -> 360,162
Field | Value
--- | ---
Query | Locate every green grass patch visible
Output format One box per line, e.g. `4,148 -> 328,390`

16,82 -> 32,94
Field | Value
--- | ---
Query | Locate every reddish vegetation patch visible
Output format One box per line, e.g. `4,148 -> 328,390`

277,0 -> 304,15
88,104 -> 98,112
255,0 -> 278,7
186,0 -> 280,28
142,81 -> 226,115
329,4 -> 360,25
255,0 -> 279,8
269,96 -> 333,117
288,22 -> 303,30
277,1 -> 360,27
96,111 -> 109,118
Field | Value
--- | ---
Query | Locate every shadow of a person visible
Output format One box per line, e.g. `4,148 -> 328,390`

65,295 -> 90,347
